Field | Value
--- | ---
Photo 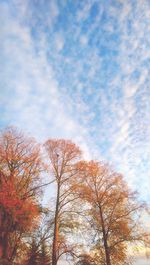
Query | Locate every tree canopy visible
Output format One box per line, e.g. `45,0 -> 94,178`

0,127 -> 149,265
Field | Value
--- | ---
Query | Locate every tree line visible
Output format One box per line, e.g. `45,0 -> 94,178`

0,127 -> 149,265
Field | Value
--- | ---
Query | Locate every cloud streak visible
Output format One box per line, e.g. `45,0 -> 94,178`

1,0 -> 150,203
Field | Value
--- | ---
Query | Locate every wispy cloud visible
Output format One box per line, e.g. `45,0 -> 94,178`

0,0 -> 95,161
1,0 -> 150,202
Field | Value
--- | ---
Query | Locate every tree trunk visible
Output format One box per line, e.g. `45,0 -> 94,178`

1,232 -> 9,262
99,205 -> 111,265
52,182 -> 60,265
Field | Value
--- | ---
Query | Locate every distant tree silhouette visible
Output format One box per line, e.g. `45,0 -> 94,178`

26,239 -> 39,265
39,241 -> 50,265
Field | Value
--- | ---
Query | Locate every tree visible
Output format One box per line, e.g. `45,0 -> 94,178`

25,239 -> 40,265
76,160 -> 146,265
39,241 -> 51,265
44,139 -> 81,265
75,254 -> 97,265
0,127 -> 44,263
25,212 -> 52,265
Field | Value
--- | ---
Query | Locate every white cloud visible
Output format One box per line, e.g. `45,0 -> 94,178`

80,35 -> 88,46
50,1 -> 59,19
76,1 -> 93,21
0,0 -> 95,162
55,33 -> 64,51
1,0 -> 150,203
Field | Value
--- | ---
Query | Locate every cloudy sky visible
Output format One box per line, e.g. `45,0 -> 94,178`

1,0 -> 150,208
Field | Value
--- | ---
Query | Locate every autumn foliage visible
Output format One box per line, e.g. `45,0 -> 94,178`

0,128 -> 42,264
44,139 -> 81,265
0,127 -> 149,265
0,173 -> 39,228
74,161 -> 143,265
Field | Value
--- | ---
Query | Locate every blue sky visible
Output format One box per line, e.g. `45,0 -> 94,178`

1,0 -> 150,205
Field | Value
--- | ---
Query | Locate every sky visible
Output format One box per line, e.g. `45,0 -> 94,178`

1,0 -> 150,201
1,0 -> 150,264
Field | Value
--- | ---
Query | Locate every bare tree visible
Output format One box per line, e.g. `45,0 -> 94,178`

44,139 -> 81,265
